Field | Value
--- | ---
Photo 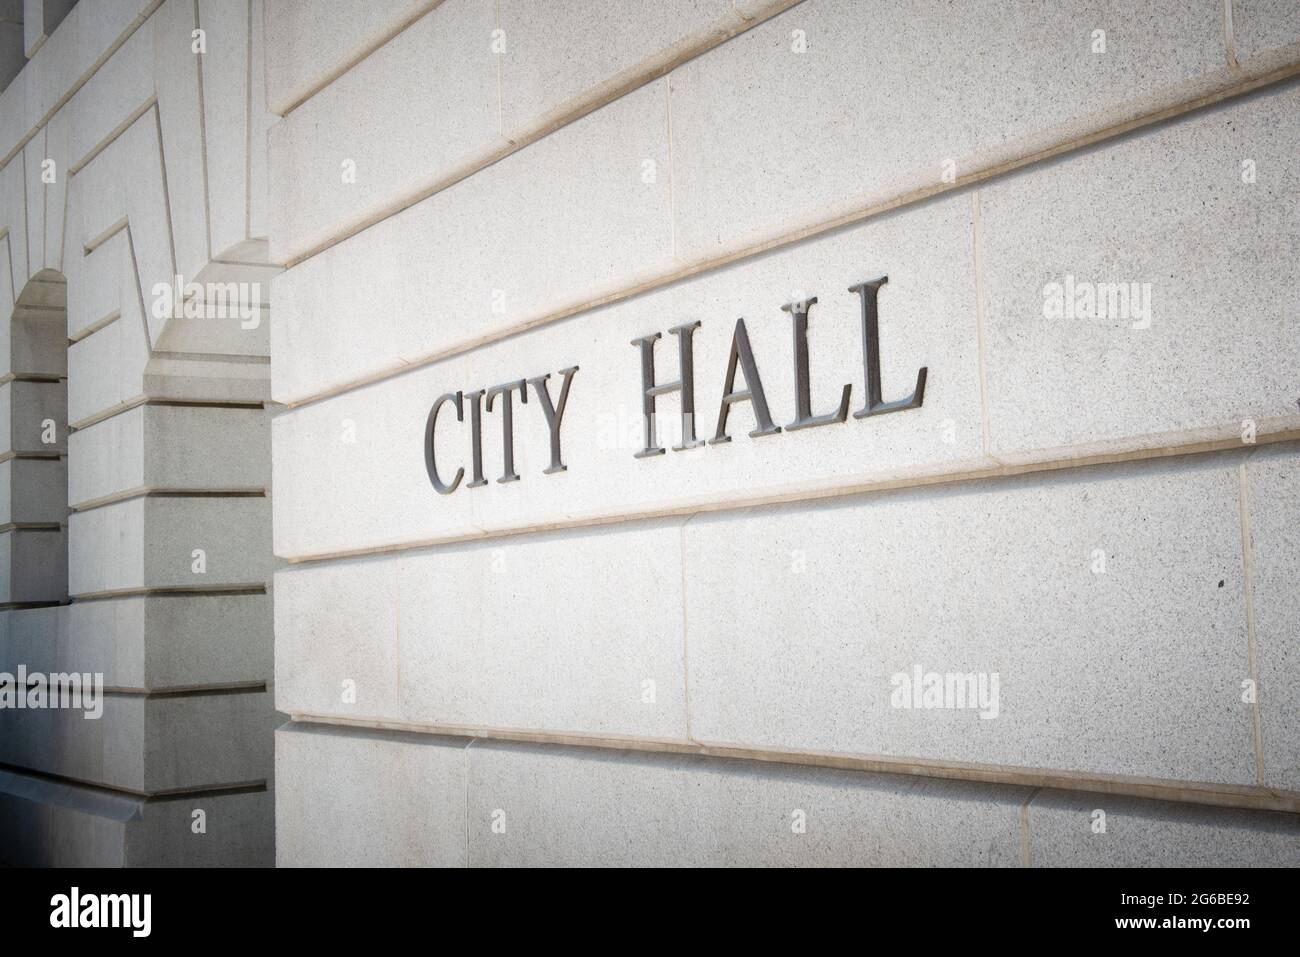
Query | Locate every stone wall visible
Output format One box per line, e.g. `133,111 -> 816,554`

2,0 -> 1298,867
267,0 -> 1300,866
0,0 -> 276,866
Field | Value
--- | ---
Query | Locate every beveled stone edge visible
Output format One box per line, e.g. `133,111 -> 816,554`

277,426 -> 1300,564
282,715 -> 1300,816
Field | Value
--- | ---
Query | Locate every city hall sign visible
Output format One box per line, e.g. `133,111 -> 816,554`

423,277 -> 927,494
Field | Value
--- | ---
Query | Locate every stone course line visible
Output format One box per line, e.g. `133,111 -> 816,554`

286,715 -> 1300,816
278,63 -> 1300,410
282,432 -> 1300,566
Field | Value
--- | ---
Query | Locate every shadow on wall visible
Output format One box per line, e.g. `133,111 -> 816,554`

3,269 -> 69,609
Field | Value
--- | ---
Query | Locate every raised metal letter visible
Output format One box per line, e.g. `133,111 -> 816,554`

849,276 -> 926,419
464,389 -> 487,488
485,380 -> 528,483
424,391 -> 465,495
630,321 -> 704,457
782,296 -> 851,432
528,367 -> 579,474
710,317 -> 780,444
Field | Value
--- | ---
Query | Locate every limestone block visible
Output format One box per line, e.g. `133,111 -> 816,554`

22,132 -> 44,279
0,595 -> 270,691
1233,0 -> 1300,73
669,0 -> 1231,262
0,604 -> 61,676
0,151 -> 28,294
140,690 -> 278,792
262,0 -> 438,114
22,0 -> 77,60
78,593 -> 271,690
681,453 -> 1260,787
20,7 -> 59,134
1026,789 -> 1300,866
66,404 -> 145,505
0,379 -> 66,454
153,308 -> 272,358
0,767 -> 133,866
275,722 -> 468,867
275,519 -> 689,741
13,275 -> 65,309
274,557 -> 400,721
64,11 -> 153,170
267,0 -> 500,264
979,83 -> 1300,461
272,194 -> 977,556
125,786 -> 274,866
1244,446 -> 1300,791
0,766 -> 275,866
68,403 -> 269,508
270,79 -> 673,402
0,527 -> 66,603
9,312 -> 68,377
200,0 -> 254,260
0,456 -> 66,523
467,739 -> 1029,866
42,108 -> 69,271
0,682 -> 112,784
152,0 -> 209,286
0,461 -> 9,524
68,111 -> 172,346
74,0 -> 154,59
143,403 -> 268,488
0,50 -> 21,163
496,0 -> 740,139
141,355 -> 271,405
10,0 -> 154,158
247,0 -> 273,243
397,521 -> 688,738
66,315 -> 150,428
0,688 -> 277,793
68,495 -> 273,596
66,219 -> 127,341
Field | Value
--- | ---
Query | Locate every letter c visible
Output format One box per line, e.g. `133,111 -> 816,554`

425,391 -> 465,495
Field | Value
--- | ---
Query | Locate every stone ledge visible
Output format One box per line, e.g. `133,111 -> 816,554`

1026,788 -> 1300,867
0,688 -> 279,793
0,766 -> 274,867
275,722 -> 1300,866
0,592 -> 272,694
